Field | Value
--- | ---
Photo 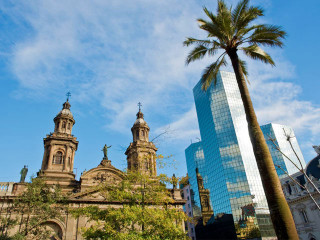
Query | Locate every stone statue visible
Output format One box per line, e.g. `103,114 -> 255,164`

172,173 -> 178,189
102,144 -> 112,159
20,165 -> 28,183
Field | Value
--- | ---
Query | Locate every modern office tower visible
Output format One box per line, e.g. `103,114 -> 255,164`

185,142 -> 206,214
261,123 -> 306,178
192,71 -> 275,237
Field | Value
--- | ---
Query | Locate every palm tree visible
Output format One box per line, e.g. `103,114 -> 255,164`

184,0 -> 298,239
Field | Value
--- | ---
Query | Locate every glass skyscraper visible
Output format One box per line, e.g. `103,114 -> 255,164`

191,71 -> 275,237
185,142 -> 206,215
261,123 -> 305,178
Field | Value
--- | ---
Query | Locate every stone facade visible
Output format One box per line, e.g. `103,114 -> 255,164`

38,100 -> 78,192
125,109 -> 157,176
196,168 -> 213,225
0,101 -> 184,240
281,149 -> 320,240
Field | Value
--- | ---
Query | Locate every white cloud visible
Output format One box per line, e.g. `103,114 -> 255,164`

2,0 -> 320,161
155,106 -> 200,140
2,0 -> 207,130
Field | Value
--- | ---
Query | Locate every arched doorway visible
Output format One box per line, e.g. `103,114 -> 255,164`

42,221 -> 63,240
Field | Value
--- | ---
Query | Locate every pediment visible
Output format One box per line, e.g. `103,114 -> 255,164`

70,188 -> 107,200
80,166 -> 124,188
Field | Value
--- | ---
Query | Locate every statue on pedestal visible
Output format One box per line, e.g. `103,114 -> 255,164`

172,173 -> 178,189
20,165 -> 28,183
102,144 -> 112,159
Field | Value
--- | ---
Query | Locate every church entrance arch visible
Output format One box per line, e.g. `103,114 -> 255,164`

42,220 -> 64,240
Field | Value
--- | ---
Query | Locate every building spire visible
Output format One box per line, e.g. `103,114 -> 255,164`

62,92 -> 71,110
125,107 -> 157,176
66,91 -> 71,102
38,97 -> 78,191
137,102 -> 144,119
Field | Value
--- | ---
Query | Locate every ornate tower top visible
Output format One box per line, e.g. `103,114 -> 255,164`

131,103 -> 150,142
53,95 -> 75,135
126,104 -> 157,176
38,95 -> 78,192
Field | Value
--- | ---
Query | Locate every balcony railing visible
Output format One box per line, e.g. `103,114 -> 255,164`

0,182 -> 14,196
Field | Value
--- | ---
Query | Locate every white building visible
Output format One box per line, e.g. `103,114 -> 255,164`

181,178 -> 197,240
281,147 -> 320,240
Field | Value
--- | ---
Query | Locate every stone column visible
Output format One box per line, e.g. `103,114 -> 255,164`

47,145 -> 54,170
63,145 -> 68,171
70,148 -> 75,171
41,146 -> 48,170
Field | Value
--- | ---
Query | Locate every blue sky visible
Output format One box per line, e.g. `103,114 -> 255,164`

0,0 -> 319,182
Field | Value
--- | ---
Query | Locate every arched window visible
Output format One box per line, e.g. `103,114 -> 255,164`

300,209 -> 309,223
56,122 -> 60,130
53,151 -> 63,164
134,162 -> 138,170
136,130 -> 139,138
287,184 -> 292,195
62,121 -> 66,129
145,160 -> 149,170
42,221 -> 63,240
67,123 -> 71,130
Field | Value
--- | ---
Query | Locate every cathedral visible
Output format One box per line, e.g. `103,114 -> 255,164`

0,99 -> 184,240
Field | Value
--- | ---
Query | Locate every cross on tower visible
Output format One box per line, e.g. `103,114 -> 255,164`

66,92 -> 71,101
138,102 -> 142,111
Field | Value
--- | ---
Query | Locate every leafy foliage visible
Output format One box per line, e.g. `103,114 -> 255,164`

0,178 -> 67,240
72,171 -> 190,240
184,0 -> 286,90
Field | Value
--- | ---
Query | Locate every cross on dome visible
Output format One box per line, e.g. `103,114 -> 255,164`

138,102 -> 142,111
66,92 -> 71,101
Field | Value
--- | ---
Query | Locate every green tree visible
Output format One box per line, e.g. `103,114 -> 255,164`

184,0 -> 298,239
72,171 -> 189,240
0,178 -> 67,240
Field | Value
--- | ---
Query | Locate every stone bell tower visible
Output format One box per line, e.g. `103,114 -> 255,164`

125,104 -> 157,176
196,168 -> 214,225
38,95 -> 78,191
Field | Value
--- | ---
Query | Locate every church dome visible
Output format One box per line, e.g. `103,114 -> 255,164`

56,100 -> 74,119
306,154 -> 320,180
134,117 -> 146,126
57,108 -> 73,118
133,110 -> 148,127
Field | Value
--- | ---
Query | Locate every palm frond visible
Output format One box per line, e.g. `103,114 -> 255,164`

183,38 -> 212,47
217,0 -> 228,15
201,53 -> 227,90
247,25 -> 286,47
203,7 -> 219,26
232,0 -> 249,26
241,45 -> 275,66
235,5 -> 264,32
217,1 -> 234,40
186,45 -> 209,65
198,20 -> 228,45
236,24 -> 264,40
202,4 -> 234,44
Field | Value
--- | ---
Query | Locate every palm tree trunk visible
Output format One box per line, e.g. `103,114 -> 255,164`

227,49 -> 299,239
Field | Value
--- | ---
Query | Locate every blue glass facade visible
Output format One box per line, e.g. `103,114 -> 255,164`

261,123 -> 306,178
185,141 -> 206,216
192,71 -> 275,237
